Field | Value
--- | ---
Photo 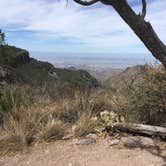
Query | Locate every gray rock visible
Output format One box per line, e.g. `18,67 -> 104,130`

73,138 -> 96,145
85,133 -> 98,140
121,136 -> 156,148
109,139 -> 120,146
62,134 -> 73,140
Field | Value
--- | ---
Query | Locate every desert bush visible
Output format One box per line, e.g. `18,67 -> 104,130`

109,92 -> 133,121
107,65 -> 166,126
0,85 -> 54,125
51,99 -> 79,123
50,90 -> 97,123
99,110 -> 120,126
131,66 -> 166,126
89,90 -> 112,115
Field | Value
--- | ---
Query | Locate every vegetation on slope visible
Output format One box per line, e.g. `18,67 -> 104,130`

0,45 -> 99,98
104,65 -> 166,126
0,44 -> 166,155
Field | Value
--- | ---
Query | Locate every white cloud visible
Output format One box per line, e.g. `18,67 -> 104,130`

0,0 -> 165,52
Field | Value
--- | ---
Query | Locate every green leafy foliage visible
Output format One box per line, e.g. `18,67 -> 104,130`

104,65 -> 166,127
0,89 -> 25,123
131,66 -> 166,125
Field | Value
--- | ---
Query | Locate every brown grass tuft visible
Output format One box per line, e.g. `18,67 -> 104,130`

73,112 -> 98,137
41,120 -> 66,142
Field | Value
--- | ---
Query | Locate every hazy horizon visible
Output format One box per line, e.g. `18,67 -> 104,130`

30,51 -> 157,69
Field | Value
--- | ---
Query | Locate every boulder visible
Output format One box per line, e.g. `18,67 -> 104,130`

121,136 -> 156,148
15,50 -> 30,64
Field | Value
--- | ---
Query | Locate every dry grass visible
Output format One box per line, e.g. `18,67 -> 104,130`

0,82 -> 150,155
0,92 -> 105,154
0,136 -> 25,156
41,120 -> 66,142
73,112 -> 98,137
0,64 -> 165,156
0,105 -> 67,154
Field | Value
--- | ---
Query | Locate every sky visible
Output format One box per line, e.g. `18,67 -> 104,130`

0,0 -> 165,57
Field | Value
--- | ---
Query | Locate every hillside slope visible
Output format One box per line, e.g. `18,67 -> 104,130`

103,65 -> 149,91
0,46 -> 99,95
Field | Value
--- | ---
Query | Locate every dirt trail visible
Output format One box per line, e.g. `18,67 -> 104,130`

0,139 -> 166,166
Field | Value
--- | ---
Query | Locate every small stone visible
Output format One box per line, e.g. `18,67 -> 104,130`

73,138 -> 96,145
62,134 -> 73,140
85,133 -> 98,140
109,139 -> 120,146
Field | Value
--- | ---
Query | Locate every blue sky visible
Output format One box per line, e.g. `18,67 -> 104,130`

0,0 -> 165,56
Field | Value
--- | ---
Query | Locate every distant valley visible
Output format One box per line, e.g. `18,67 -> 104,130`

31,52 -> 156,80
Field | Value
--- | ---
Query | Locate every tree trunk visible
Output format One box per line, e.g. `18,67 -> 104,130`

102,0 -> 166,68
112,123 -> 166,137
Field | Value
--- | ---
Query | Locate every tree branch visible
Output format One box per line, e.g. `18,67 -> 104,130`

141,0 -> 146,18
73,0 -> 99,6
73,0 -> 166,68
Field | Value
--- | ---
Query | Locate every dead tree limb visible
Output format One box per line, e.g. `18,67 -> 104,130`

113,123 -> 166,138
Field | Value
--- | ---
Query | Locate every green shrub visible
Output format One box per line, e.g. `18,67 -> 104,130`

0,89 -> 25,124
105,65 -> 166,127
131,66 -> 166,126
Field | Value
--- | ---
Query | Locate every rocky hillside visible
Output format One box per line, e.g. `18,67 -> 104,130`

103,65 -> 150,91
0,45 -> 99,95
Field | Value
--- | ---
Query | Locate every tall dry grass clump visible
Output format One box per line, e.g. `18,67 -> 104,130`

0,90 -> 106,154
0,104 -> 67,155
71,90 -> 114,137
73,112 -> 98,137
41,120 -> 66,142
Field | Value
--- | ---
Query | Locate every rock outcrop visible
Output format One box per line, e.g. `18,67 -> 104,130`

0,45 -> 99,95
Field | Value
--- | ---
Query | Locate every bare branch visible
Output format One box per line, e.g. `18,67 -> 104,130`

141,0 -> 146,18
73,0 -> 99,6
